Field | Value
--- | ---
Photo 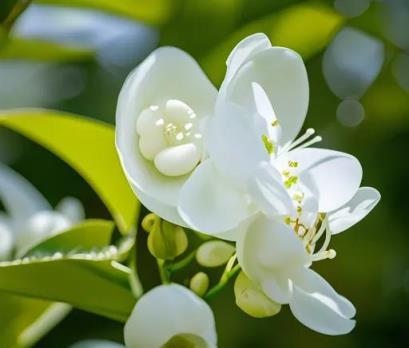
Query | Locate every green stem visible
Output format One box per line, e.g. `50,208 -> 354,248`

204,263 -> 241,301
157,259 -> 171,284
2,0 -> 32,31
167,249 -> 197,273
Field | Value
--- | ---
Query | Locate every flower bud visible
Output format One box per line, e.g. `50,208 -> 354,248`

234,272 -> 281,318
147,219 -> 188,260
189,272 -> 209,297
141,213 -> 158,233
196,240 -> 235,267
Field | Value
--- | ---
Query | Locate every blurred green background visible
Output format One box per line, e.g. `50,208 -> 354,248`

0,0 -> 408,347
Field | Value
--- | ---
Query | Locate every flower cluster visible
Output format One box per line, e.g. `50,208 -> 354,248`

0,163 -> 84,261
114,33 -> 380,346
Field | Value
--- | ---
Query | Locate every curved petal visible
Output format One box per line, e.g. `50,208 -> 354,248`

0,219 -> 13,261
178,160 -> 255,235
279,148 -> 362,212
247,162 -> 295,217
237,215 -> 309,304
328,187 -> 380,234
124,284 -> 217,348
69,340 -> 124,348
225,47 -> 309,145
0,163 -> 51,223
222,33 -> 271,93
290,274 -> 356,335
116,47 -> 217,215
206,100 -> 269,188
56,197 -> 85,224
15,211 -> 72,257
136,188 -> 187,227
292,268 -> 356,318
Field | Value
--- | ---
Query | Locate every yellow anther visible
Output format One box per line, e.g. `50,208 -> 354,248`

284,175 -> 298,188
282,170 -> 290,177
261,134 -> 274,155
271,119 -> 279,127
288,160 -> 298,168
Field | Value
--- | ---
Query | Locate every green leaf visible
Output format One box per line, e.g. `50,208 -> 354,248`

0,110 -> 140,233
0,0 -> 19,23
0,294 -> 70,348
35,0 -> 173,25
0,37 -> 94,61
201,3 -> 344,84
0,256 -> 136,322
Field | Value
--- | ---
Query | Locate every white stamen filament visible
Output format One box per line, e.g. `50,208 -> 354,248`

280,128 -> 315,153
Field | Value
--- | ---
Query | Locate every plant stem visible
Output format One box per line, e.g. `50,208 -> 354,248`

204,263 -> 241,301
167,249 -> 197,273
157,259 -> 171,284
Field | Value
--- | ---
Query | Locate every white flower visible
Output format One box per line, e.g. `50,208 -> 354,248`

237,187 -> 380,335
178,33 -> 363,238
0,163 -> 84,259
116,47 -> 217,226
70,340 -> 124,348
124,284 -> 217,348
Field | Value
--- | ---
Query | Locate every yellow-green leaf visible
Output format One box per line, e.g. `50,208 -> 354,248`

201,3 -> 344,84
0,256 -> 136,322
0,109 -> 140,233
35,0 -> 173,25
0,294 -> 70,348
0,37 -> 94,61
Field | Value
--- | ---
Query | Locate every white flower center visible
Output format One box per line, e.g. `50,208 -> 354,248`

136,99 -> 203,177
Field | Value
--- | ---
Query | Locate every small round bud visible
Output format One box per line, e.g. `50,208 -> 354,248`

189,272 -> 209,297
234,272 -> 281,318
196,240 -> 235,268
147,220 -> 188,260
141,213 -> 159,233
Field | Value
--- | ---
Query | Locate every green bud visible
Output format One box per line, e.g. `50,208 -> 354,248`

141,213 -> 159,233
147,219 -> 188,260
196,240 -> 235,267
189,272 -> 209,297
234,272 -> 281,318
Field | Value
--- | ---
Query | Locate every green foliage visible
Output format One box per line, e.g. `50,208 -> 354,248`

0,220 -> 137,323
35,0 -> 173,25
0,37 -> 94,61
0,257 -> 136,322
0,294 -> 70,348
0,110 -> 140,234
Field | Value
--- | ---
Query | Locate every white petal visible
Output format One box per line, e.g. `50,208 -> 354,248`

124,284 -> 217,348
290,268 -> 356,335
0,219 -> 13,261
237,215 -> 309,304
116,47 -> 217,216
15,211 -> 71,257
0,163 -> 51,223
69,340 -> 124,348
292,268 -> 356,318
328,187 -> 380,234
279,148 -> 362,212
247,162 -> 295,217
251,82 -> 281,144
178,160 -> 255,235
222,33 -> 271,92
55,197 -> 85,224
225,47 -> 309,145
135,188 -> 188,227
154,143 -> 200,177
206,100 -> 269,188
